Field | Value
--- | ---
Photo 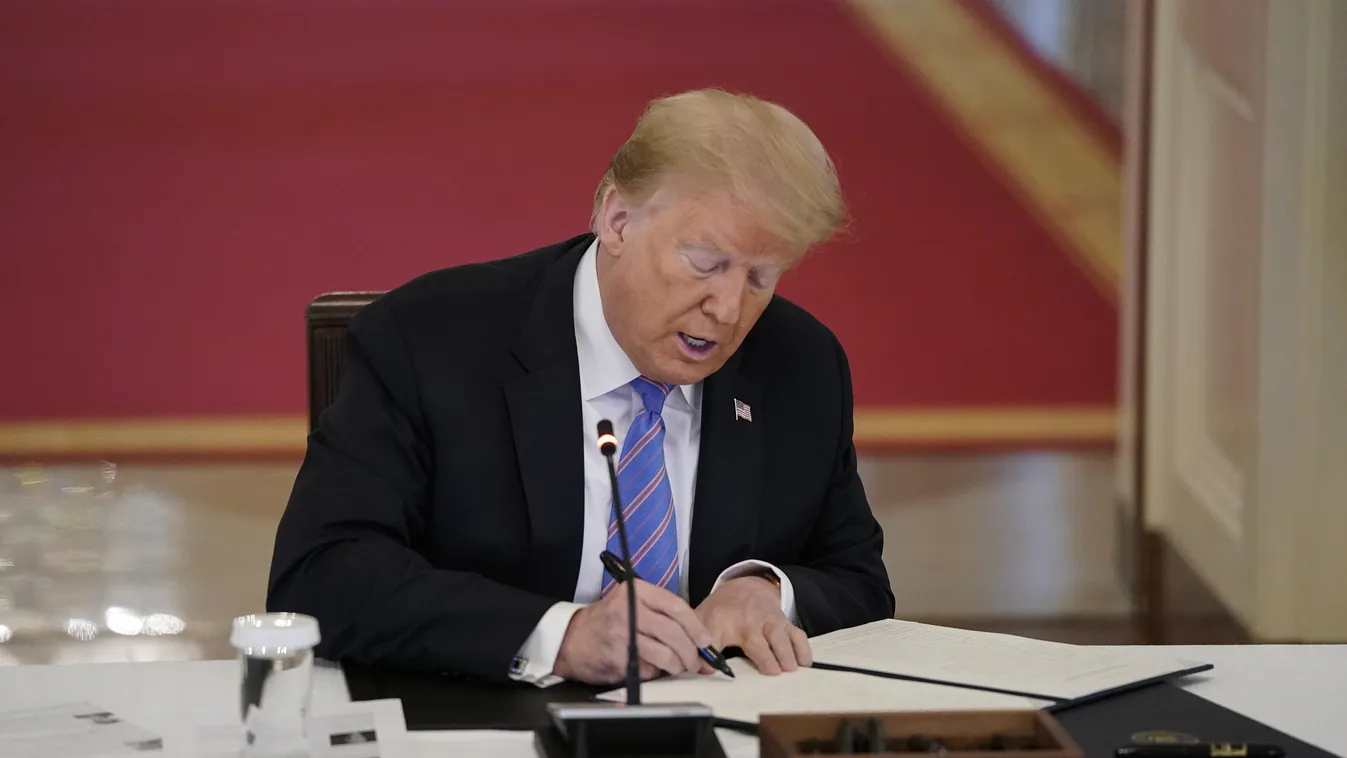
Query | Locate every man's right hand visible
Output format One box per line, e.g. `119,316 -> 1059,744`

553,579 -> 715,685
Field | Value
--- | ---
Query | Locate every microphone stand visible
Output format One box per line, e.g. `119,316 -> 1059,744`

602,436 -> 642,706
533,420 -> 727,758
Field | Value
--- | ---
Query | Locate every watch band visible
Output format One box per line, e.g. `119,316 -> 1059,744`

745,566 -> 782,587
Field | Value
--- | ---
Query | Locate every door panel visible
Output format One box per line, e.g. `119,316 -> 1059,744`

1145,0 -> 1267,624
1143,0 -> 1347,641
1181,0 -> 1266,101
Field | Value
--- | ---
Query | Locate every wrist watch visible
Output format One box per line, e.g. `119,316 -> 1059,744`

744,566 -> 782,589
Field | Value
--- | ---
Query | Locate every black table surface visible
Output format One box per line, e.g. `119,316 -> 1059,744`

344,662 -> 1341,758
344,661 -> 609,732
1052,683 -> 1339,758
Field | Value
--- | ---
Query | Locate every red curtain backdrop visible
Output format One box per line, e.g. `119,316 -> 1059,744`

1,0 -> 1116,422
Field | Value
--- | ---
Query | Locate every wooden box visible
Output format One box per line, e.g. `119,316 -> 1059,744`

759,709 -> 1083,758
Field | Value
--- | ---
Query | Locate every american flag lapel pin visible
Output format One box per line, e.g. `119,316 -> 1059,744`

733,398 -> 752,422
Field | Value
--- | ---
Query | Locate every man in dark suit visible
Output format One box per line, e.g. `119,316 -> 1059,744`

267,89 -> 894,687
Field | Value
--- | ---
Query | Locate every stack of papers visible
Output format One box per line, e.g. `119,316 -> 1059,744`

810,620 -> 1209,701
600,619 -> 1210,725
599,658 -> 1050,725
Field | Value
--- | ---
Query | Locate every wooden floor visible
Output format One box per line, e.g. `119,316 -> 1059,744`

0,451 -> 1244,668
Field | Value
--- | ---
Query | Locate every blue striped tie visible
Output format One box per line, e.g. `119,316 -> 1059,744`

602,376 -> 680,596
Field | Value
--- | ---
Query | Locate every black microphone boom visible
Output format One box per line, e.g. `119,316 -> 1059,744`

532,420 -> 726,758
596,419 -> 641,706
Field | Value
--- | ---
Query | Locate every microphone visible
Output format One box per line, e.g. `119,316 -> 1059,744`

533,419 -> 727,757
596,419 -> 641,706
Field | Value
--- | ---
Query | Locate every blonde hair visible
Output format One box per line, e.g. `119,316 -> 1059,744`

593,89 -> 846,252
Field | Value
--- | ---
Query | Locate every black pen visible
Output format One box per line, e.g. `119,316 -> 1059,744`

599,550 -> 736,679
1115,744 -> 1285,758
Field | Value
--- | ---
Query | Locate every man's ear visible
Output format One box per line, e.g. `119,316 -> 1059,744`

596,186 -> 631,256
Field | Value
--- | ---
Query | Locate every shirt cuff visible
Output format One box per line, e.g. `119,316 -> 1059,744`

509,601 -> 584,688
711,560 -> 798,625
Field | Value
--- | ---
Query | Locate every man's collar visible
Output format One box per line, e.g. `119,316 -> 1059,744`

573,240 -> 701,410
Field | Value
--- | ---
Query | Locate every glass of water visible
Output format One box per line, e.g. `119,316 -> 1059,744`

230,613 -> 321,757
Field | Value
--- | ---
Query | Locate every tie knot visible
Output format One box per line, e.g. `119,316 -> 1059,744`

631,376 -> 675,415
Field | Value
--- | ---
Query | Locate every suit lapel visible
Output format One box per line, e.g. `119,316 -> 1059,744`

503,238 -> 590,602
688,351 -> 763,603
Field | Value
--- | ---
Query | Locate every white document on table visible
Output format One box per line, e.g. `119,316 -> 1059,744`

597,658 -> 1047,725
400,728 -> 760,758
185,698 -> 409,758
403,730 -> 537,757
810,619 -> 1209,701
0,702 -> 164,758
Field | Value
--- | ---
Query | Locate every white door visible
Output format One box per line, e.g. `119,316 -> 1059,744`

1143,0 -> 1347,640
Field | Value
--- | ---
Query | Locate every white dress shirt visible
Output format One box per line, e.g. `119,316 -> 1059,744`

510,240 -> 797,686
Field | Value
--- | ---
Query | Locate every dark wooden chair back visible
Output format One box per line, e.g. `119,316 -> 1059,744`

306,292 -> 385,432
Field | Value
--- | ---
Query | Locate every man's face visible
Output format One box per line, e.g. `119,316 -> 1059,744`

595,184 -> 798,386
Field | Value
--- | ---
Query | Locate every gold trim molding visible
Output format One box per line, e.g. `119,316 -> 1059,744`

855,406 -> 1116,443
0,407 -> 1116,458
0,417 -> 309,457
846,0 -> 1123,298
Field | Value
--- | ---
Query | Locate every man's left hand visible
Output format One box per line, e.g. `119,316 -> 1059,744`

695,575 -> 812,675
